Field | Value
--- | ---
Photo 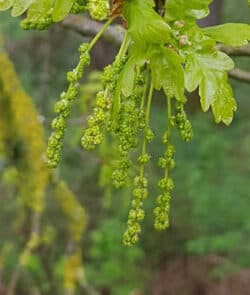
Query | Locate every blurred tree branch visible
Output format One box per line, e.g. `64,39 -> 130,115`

61,15 -> 124,45
228,68 -> 250,83
217,44 -> 250,57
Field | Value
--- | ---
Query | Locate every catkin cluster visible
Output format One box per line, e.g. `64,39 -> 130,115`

111,77 -> 146,189
154,138 -> 175,231
43,15 -> 194,246
47,43 -> 90,168
21,10 -> 53,30
71,0 -> 88,14
175,101 -> 193,142
87,0 -> 110,20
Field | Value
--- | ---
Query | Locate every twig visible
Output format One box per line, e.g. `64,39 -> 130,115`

217,44 -> 250,57
7,212 -> 41,295
228,68 -> 250,83
61,15 -> 124,45
7,266 -> 22,295
39,29 -> 53,115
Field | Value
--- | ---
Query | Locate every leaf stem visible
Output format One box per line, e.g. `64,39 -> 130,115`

140,80 -> 154,177
165,95 -> 172,179
115,30 -> 130,61
88,16 -> 116,51
140,67 -> 149,109
146,82 -> 154,126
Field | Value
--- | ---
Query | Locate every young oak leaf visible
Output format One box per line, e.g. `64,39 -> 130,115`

120,43 -> 150,97
0,0 -> 13,11
112,43 -> 150,117
150,45 -> 185,101
52,0 -> 74,22
122,0 -> 172,45
120,43 -> 185,101
184,53 -> 202,93
11,0 -> 34,16
165,0 -> 212,22
185,51 -> 236,124
203,23 -> 250,46
211,72 -> 237,126
24,0 -> 54,21
114,41 -> 185,115
112,43 -> 148,118
199,69 -> 237,125
197,51 -> 234,73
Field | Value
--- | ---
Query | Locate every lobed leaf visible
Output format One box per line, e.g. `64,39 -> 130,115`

25,0 -> 54,20
0,0 -> 13,11
211,72 -> 237,126
120,43 -> 149,97
203,23 -> 250,46
11,0 -> 34,16
165,0 -> 212,21
123,0 -> 172,45
185,54 -> 202,93
184,49 -> 236,124
52,0 -> 74,22
150,45 -> 185,100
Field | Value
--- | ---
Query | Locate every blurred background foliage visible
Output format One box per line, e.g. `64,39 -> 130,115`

0,0 -> 250,294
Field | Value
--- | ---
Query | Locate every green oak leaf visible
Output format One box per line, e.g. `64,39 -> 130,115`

150,45 -> 185,100
0,0 -> 13,11
121,42 -> 185,101
185,50 -> 236,124
120,44 -> 150,97
203,23 -> 250,46
199,69 -> 217,112
52,0 -> 74,22
113,43 -> 150,117
211,72 -> 237,126
25,0 -> 54,20
11,0 -> 33,16
184,54 -> 202,92
165,0 -> 212,21
199,69 -> 237,125
120,59 -> 136,98
197,51 -> 234,72
123,0 -> 172,45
